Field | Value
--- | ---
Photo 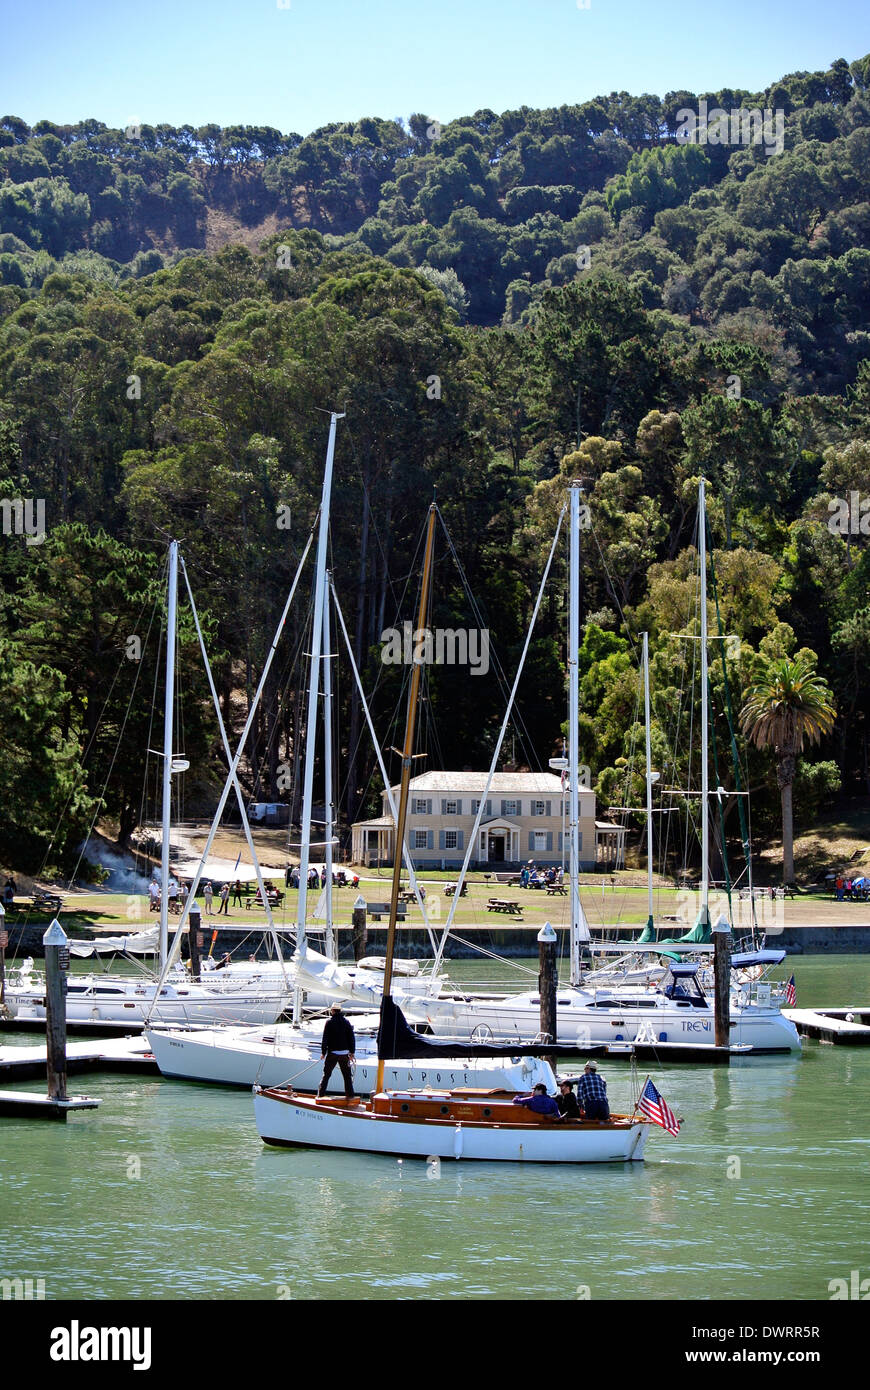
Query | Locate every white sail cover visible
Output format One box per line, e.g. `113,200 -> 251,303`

292,946 -> 384,1007
69,927 -> 160,957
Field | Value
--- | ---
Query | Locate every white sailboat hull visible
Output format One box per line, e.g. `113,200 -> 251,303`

424,992 -> 801,1052
146,1025 -> 556,1093
6,976 -> 289,1027
254,1090 -> 650,1163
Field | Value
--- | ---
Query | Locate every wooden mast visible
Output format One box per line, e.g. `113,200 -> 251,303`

376,501 -> 438,1093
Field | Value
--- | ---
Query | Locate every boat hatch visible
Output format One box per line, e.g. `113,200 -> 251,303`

371,1093 -> 554,1124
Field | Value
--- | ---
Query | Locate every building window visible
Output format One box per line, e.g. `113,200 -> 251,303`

444,829 -> 458,850
533,831 -> 547,851
412,798 -> 429,814
502,799 -> 518,816
533,800 -> 545,816
445,800 -> 458,815
414,829 -> 428,849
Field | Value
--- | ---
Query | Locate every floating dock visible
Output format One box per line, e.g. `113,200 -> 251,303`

783,1007 -> 870,1044
0,1034 -> 158,1080
1,1014 -> 147,1034
0,1090 -> 101,1119
603,1040 -> 749,1064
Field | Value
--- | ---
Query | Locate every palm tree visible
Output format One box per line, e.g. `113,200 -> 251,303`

740,656 -> 836,886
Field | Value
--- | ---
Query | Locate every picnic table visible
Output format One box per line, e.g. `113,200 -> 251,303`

445,882 -> 468,897
487,897 -> 523,916
545,884 -> 567,896
32,890 -> 64,913
246,887 -> 285,910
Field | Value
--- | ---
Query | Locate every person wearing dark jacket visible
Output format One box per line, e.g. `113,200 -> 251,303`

318,1003 -> 357,1098
556,1080 -> 581,1120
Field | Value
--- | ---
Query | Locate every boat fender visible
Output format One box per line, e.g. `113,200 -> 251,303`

453,1124 -> 463,1160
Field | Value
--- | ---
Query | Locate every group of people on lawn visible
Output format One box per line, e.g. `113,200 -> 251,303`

148,877 -> 284,915
520,861 -> 564,890
833,875 -> 870,901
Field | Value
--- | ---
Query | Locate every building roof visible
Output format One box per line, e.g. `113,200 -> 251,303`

352,816 -> 395,830
390,771 -> 571,795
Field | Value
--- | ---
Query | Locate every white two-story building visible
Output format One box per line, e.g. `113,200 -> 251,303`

351,770 -> 621,871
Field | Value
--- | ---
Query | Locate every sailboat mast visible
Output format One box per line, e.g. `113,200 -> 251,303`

376,502 -> 437,1093
159,540 -> 178,970
569,485 -> 582,986
322,567 -> 335,960
699,478 -> 710,928
296,412 -> 343,952
643,631 -> 654,933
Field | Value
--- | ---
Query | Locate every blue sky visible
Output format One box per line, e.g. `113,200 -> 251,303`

3,0 -> 868,134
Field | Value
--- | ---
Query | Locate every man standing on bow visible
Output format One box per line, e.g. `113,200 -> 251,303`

318,1003 -> 357,1098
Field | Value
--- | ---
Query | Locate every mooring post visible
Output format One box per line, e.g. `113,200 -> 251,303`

352,894 -> 367,962
189,901 -> 201,981
43,919 -> 69,1101
537,921 -> 558,1075
0,902 -> 7,1012
713,913 -> 732,1049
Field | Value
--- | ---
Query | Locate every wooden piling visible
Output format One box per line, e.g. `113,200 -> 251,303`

537,922 -> 558,1073
352,896 -> 367,962
189,904 -> 201,980
43,919 -> 68,1102
713,915 -> 731,1049
0,908 -> 7,1011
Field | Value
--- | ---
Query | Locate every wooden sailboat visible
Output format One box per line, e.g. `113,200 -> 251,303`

253,499 -> 652,1162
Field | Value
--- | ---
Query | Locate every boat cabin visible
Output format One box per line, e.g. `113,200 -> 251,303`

304,1088 -> 631,1128
660,962 -> 708,1008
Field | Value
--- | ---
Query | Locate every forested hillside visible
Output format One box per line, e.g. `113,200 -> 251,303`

2,53 -> 870,874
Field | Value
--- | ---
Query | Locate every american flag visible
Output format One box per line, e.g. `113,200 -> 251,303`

785,974 -> 796,1006
638,1078 -> 681,1136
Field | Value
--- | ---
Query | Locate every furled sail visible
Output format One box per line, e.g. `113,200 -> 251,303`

69,927 -> 160,957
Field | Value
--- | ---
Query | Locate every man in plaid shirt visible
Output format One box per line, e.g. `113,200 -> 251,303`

577,1061 -> 610,1121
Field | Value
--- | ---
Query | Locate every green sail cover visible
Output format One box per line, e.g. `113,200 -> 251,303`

677,911 -> 713,944
637,917 -> 657,944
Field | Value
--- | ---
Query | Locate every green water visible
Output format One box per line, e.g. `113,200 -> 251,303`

1,955 -> 869,1301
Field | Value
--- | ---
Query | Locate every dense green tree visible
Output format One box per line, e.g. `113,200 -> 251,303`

528,273 -> 664,445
